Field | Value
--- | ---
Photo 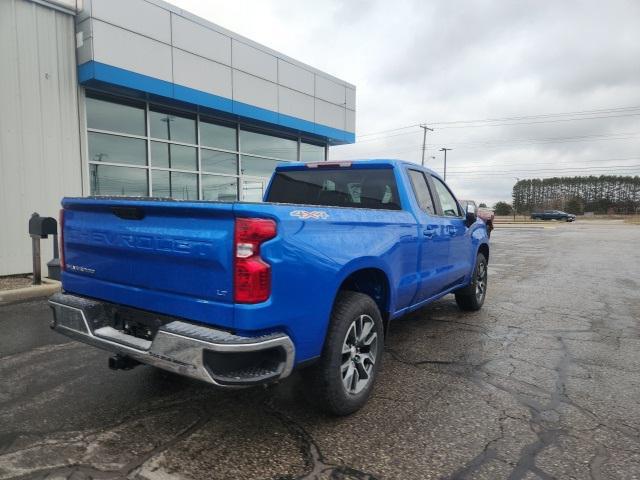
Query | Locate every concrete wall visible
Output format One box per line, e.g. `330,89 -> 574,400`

76,0 -> 356,142
0,0 -> 83,276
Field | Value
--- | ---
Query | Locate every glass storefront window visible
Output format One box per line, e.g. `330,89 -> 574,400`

90,164 -> 148,196
202,149 -> 237,175
150,109 -> 196,144
300,142 -> 325,162
152,170 -> 198,200
86,93 -> 329,201
86,96 -> 145,136
200,120 -> 237,151
89,132 -> 147,166
151,142 -> 197,171
242,179 -> 266,202
202,175 -> 238,202
240,156 -> 282,179
240,130 -> 297,161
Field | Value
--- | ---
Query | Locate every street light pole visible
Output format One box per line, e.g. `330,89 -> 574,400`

439,148 -> 452,181
420,124 -> 434,166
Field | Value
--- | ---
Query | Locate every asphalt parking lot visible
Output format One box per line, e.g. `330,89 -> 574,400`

1,221 -> 639,480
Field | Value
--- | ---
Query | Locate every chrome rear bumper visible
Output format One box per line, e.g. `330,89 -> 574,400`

48,292 -> 295,387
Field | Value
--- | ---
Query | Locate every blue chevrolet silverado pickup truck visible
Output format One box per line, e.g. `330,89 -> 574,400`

49,159 -> 489,415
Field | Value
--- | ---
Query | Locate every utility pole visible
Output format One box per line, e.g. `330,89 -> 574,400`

439,148 -> 452,181
420,124 -> 433,166
513,177 -> 520,222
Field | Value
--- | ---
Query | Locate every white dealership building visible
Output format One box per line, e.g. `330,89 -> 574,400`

0,0 -> 356,276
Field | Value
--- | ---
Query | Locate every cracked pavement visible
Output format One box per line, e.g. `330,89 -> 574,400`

1,221 -> 639,479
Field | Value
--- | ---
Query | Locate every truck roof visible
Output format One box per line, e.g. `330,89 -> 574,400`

275,159 -> 440,178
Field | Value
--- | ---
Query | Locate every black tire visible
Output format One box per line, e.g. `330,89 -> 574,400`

302,291 -> 384,416
454,252 -> 488,311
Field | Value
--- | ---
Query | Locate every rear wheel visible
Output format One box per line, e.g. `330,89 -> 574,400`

455,252 -> 488,311
302,291 -> 383,415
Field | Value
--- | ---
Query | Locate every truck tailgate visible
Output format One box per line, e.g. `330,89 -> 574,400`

61,198 -> 235,327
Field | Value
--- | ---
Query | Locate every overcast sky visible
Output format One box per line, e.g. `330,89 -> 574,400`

166,0 -> 640,205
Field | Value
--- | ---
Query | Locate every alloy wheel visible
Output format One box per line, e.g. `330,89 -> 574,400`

475,261 -> 487,302
340,314 -> 378,394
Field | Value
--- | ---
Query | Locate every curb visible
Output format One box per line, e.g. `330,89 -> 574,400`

0,279 -> 61,305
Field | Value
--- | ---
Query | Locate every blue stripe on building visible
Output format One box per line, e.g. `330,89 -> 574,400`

78,61 -> 355,145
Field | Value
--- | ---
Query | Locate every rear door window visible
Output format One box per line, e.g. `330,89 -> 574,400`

266,168 -> 401,210
407,170 -> 435,214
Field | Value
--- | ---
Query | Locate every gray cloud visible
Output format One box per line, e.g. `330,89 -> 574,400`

167,0 -> 640,205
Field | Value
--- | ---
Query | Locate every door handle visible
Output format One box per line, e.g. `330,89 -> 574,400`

423,225 -> 437,238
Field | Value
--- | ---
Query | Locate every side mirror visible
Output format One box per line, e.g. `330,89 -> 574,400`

465,204 -> 477,226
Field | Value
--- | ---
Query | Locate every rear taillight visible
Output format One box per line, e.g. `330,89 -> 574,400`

234,218 -> 276,303
59,209 -> 66,271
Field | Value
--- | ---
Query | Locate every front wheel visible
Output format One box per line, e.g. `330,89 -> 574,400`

302,291 -> 384,416
455,252 -> 488,311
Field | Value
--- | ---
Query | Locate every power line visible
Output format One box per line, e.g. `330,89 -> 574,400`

447,164 -> 640,174
357,104 -> 640,138
445,156 -> 640,170
435,112 -> 640,130
347,132 -> 640,155
428,105 -> 640,126
354,123 -> 640,146
446,167 -> 640,177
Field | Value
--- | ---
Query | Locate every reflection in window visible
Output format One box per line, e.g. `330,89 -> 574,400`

86,96 -> 145,136
89,132 -> 147,166
300,142 -> 325,162
85,93 -> 330,202
202,175 -> 238,201
408,170 -> 435,214
432,176 -> 461,217
242,180 -> 266,202
149,109 -> 196,144
240,156 -> 281,179
240,130 -> 297,160
151,142 -> 197,171
202,149 -> 237,175
152,170 -> 198,200
200,120 -> 237,151
90,164 -> 148,196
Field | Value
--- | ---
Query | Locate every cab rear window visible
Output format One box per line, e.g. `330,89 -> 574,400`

266,168 -> 401,210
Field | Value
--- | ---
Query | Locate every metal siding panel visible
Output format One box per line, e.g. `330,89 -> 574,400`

0,0 -> 22,275
171,14 -> 231,65
56,12 -> 83,198
346,108 -> 356,133
232,70 -> 277,112
173,48 -> 232,99
92,19 -> 173,82
278,59 -> 314,95
315,98 -> 346,131
315,75 -> 346,106
75,17 -> 93,64
76,0 -> 91,22
346,87 -> 356,110
0,0 -> 81,276
232,40 -> 277,82
278,86 -> 314,123
91,0 -> 171,43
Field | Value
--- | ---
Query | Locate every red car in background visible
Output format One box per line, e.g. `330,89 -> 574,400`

460,200 -> 494,237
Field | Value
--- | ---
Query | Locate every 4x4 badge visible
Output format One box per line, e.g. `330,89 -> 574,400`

289,210 -> 329,220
